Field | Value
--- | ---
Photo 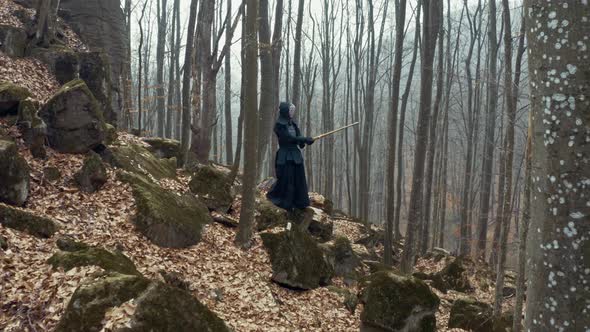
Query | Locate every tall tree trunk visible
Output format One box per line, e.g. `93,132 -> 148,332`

235,0 -> 259,248
180,0 -> 199,166
400,0 -> 441,273
137,0 -> 148,136
420,5 -> 444,255
174,0 -> 182,140
291,0 -> 305,111
494,2 -> 524,315
166,0 -> 178,138
122,0 -> 133,129
394,2 -> 421,241
224,0 -> 233,165
477,0 -> 499,259
384,0 -> 407,266
156,0 -> 168,137
257,0 -> 275,178
524,1 -> 590,330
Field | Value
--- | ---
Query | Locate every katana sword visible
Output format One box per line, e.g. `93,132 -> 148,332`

312,122 -> 360,140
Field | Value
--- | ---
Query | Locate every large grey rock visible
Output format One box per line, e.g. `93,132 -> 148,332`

118,172 -> 212,248
188,165 -> 234,212
360,271 -> 440,332
0,202 -> 58,238
78,52 -> 115,125
0,25 -> 27,57
110,141 -> 177,180
0,82 -> 31,117
0,139 -> 29,206
56,273 -> 231,332
59,0 -> 128,124
261,228 -> 334,290
30,46 -> 79,85
39,79 -> 106,153
142,137 -> 181,159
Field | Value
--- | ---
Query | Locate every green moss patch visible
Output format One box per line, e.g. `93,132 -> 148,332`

0,202 -> 57,238
0,82 -> 31,116
111,142 -> 177,180
256,198 -> 290,231
260,228 -> 334,290
360,271 -> 440,332
118,172 -> 211,248
188,165 -> 233,212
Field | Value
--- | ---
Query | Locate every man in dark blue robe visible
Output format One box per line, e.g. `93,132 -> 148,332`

266,102 -> 315,211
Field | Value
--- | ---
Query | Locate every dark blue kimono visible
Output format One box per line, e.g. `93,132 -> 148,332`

266,116 -> 312,210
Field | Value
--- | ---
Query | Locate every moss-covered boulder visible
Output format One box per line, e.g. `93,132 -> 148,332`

119,172 -> 211,248
310,192 -> 334,215
448,297 -> 494,331
124,281 -> 231,332
74,151 -> 107,193
142,137 -> 181,159
325,236 -> 361,280
188,165 -> 233,212
0,25 -> 27,57
307,207 -> 333,242
56,272 -> 230,332
431,257 -> 473,293
0,202 -> 58,238
256,198 -> 290,231
56,273 -> 151,332
0,139 -> 30,206
260,228 -> 334,289
0,82 -> 31,116
111,142 -> 177,180
39,79 -> 106,153
48,238 -> 139,275
360,271 -> 439,332
79,52 -> 116,125
104,123 -> 117,145
16,98 -> 47,159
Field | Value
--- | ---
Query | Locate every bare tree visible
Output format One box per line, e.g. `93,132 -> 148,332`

156,0 -> 168,137
235,0 -> 259,248
400,0 -> 442,273
136,0 -> 149,136
224,0 -> 233,164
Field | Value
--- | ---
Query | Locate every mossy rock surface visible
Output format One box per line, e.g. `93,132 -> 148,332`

188,165 -> 234,212
0,203 -> 57,238
30,46 -> 80,85
104,123 -> 117,145
0,82 -> 31,116
16,98 -> 47,159
119,172 -> 211,248
256,198 -> 290,231
39,79 -> 106,153
0,139 -> 30,206
431,257 -> 473,293
360,271 -> 439,332
74,151 -> 107,193
326,236 -> 361,279
448,297 -> 494,331
124,282 -> 231,332
142,137 -> 181,159
79,52 -> 116,125
260,228 -> 334,290
56,273 -> 151,332
111,142 -> 176,180
57,272 -> 230,332
0,25 -> 27,57
48,240 -> 139,275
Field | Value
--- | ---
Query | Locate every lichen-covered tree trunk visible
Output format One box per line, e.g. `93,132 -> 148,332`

524,1 -> 590,330
235,0 -> 258,248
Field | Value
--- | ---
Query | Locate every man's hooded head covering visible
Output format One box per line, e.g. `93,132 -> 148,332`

278,102 -> 295,119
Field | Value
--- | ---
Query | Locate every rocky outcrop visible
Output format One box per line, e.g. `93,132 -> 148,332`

360,271 -> 439,332
430,258 -> 473,293
0,202 -> 58,238
0,25 -> 27,57
110,142 -> 176,180
39,79 -> 106,153
119,172 -> 211,248
188,165 -> 234,212
261,228 -> 334,290
48,238 -> 139,275
56,272 -> 230,332
74,151 -> 107,193
0,139 -> 29,206
30,46 -> 79,85
78,52 -> 115,125
324,236 -> 361,280
448,297 -> 512,332
256,198 -> 290,231
59,0 -> 128,123
16,99 -> 47,159
0,82 -> 31,116
143,137 -> 181,159
307,207 -> 333,242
